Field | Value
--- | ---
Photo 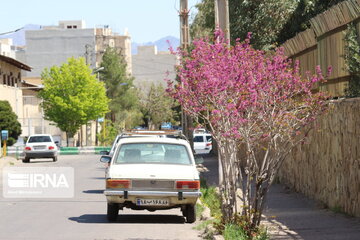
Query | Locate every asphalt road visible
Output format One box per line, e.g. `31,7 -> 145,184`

0,155 -> 202,240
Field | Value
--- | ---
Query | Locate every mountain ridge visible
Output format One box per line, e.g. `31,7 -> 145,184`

132,35 -> 180,55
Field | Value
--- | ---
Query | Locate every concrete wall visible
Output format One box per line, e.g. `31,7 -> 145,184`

23,28 -> 96,77
132,45 -> 176,92
278,98 -> 360,217
20,24 -> 132,79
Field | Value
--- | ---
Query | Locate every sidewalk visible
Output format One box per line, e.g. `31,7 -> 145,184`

200,154 -> 360,240
0,156 -> 18,170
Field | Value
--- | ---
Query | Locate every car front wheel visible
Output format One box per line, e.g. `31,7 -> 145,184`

184,205 -> 196,223
107,203 -> 119,222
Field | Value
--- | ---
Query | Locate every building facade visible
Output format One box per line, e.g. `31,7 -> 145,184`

132,45 -> 176,92
0,39 -> 16,58
17,20 -> 132,78
11,20 -> 132,146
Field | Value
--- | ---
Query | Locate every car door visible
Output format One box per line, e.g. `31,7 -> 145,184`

193,135 -> 206,153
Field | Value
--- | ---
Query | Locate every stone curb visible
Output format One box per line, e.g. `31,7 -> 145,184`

4,146 -> 111,156
198,200 -> 224,240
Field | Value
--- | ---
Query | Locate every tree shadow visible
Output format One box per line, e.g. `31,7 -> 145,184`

89,177 -> 105,180
82,190 -> 104,194
69,214 -> 185,224
25,160 -> 54,163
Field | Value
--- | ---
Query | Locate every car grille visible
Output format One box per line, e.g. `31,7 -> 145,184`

131,180 -> 175,190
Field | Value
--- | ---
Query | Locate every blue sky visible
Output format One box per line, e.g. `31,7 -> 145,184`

0,0 -> 200,43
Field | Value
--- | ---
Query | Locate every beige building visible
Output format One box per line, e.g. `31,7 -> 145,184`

12,21 -> 133,146
132,45 -> 176,92
0,54 -> 31,119
95,28 -> 132,74
0,54 -> 64,143
0,38 -> 16,58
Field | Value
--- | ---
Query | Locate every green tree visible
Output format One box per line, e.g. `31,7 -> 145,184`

97,119 -> 118,146
344,22 -> 360,97
39,57 -> 109,145
190,0 -> 345,49
190,0 -> 297,49
277,0 -> 345,44
141,83 -> 176,130
99,47 -> 143,129
0,100 -> 21,146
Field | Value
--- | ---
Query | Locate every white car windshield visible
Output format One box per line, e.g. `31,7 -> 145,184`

114,143 -> 191,165
28,136 -> 52,143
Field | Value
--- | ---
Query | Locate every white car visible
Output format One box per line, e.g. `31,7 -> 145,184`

100,137 -> 202,223
193,133 -> 212,154
23,134 -> 59,163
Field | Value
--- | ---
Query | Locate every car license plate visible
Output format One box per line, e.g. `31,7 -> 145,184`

136,198 -> 169,206
34,145 -> 46,150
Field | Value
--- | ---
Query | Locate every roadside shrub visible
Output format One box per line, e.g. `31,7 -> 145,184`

200,178 -> 269,239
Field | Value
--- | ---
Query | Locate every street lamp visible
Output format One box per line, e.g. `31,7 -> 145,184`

93,67 -> 104,82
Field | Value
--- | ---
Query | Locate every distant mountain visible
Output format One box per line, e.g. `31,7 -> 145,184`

0,24 -> 41,46
132,36 -> 180,55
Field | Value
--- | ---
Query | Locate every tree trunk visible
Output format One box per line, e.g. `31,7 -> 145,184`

66,132 -> 69,147
218,139 -> 238,223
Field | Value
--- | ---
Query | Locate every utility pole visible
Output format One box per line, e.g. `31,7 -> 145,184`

83,44 -> 93,147
180,0 -> 190,50
215,0 -> 230,43
179,0 -> 194,149
214,0 -> 230,185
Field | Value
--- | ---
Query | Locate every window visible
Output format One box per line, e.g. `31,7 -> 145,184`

115,143 -> 191,165
67,26 -> 72,29
193,136 -> 204,142
206,136 -> 212,142
28,136 -> 52,143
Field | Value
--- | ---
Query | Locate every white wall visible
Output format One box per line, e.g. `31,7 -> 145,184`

24,28 -> 96,77
0,39 -> 15,58
0,84 -> 24,119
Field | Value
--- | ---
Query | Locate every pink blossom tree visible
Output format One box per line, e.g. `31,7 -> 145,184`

167,31 -> 329,229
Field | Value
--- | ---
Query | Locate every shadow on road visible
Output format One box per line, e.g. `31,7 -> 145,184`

89,177 -> 105,180
69,214 -> 185,224
83,190 -> 104,194
23,160 -> 54,164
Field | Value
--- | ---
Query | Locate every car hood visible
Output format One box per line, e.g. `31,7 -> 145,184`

108,164 -> 199,180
